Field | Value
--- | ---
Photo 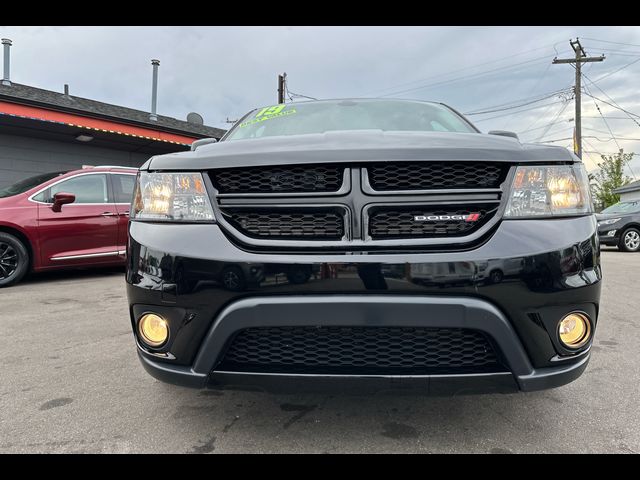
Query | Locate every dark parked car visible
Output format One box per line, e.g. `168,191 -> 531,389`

597,200 -> 640,252
0,166 -> 137,287
126,98 -> 601,395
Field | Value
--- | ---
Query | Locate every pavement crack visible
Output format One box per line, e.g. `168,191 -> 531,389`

280,403 -> 317,430
189,435 -> 216,454
222,415 -> 240,433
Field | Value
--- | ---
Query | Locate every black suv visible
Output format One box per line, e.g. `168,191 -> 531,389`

597,200 -> 640,252
126,99 -> 601,395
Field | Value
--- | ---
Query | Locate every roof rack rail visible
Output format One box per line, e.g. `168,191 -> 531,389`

88,165 -> 138,169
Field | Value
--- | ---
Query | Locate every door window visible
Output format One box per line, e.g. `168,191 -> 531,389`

49,174 -> 109,204
112,174 -> 136,204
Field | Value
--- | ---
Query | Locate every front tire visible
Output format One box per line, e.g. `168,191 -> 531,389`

619,227 -> 640,252
0,233 -> 30,287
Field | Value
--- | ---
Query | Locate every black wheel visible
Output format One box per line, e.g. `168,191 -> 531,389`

221,265 -> 246,291
619,227 -> 640,252
489,269 -> 504,284
0,232 -> 29,287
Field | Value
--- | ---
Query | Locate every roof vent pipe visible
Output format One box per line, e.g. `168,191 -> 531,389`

64,84 -> 69,96
150,59 -> 160,121
2,38 -> 12,86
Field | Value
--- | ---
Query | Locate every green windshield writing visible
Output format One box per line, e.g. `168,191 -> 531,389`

239,105 -> 297,128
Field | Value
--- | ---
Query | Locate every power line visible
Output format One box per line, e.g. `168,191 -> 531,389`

535,101 -> 571,142
584,82 -> 622,151
583,115 -> 640,120
585,150 -> 638,155
518,118 -> 573,135
598,52 -> 640,57
287,89 -> 318,101
581,72 -> 640,119
581,76 -> 640,176
496,56 -> 556,131
535,137 -> 574,143
528,125 -> 574,143
581,137 -> 603,170
589,56 -> 640,84
464,88 -> 571,115
584,126 -> 628,136
581,75 -> 640,136
583,127 -> 637,180
584,135 -> 640,142
519,82 -> 574,134
525,59 -> 554,98
361,41 -> 569,97
378,55 -> 554,98
471,100 -> 566,123
582,91 -> 640,119
282,74 -> 318,102
581,37 -> 640,49
538,135 -> 640,143
583,47 -> 640,56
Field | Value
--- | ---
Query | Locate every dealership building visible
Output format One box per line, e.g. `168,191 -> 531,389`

612,180 -> 640,203
0,38 -> 225,189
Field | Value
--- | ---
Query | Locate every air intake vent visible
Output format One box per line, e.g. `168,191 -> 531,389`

368,204 -> 498,239
367,162 -> 507,191
218,326 -> 505,375
222,208 -> 345,240
212,165 -> 345,194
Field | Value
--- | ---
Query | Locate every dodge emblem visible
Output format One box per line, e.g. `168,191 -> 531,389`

414,213 -> 481,222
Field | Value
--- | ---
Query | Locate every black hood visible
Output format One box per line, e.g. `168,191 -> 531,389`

146,130 -> 577,171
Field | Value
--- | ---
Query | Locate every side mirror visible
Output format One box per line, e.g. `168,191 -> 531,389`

488,130 -> 519,140
191,138 -> 218,151
51,192 -> 76,212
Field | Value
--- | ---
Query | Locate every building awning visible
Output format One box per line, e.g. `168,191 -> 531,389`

0,100 -> 197,146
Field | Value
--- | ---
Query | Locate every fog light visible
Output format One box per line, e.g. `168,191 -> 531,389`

558,312 -> 591,349
138,313 -> 169,347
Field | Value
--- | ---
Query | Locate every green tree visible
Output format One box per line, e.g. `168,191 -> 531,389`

591,149 -> 634,210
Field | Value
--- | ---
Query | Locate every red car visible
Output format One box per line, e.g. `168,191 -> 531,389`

0,166 -> 138,287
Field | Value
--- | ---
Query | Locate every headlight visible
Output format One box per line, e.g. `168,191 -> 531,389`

505,164 -> 592,217
598,218 -> 621,226
131,172 -> 215,221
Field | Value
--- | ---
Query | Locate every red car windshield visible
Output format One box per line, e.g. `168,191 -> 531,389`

0,171 -> 68,198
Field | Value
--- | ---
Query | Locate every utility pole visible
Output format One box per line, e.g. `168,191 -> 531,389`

278,73 -> 286,104
552,38 -> 605,159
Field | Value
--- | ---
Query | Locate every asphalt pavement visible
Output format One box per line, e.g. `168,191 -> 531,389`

0,248 -> 638,453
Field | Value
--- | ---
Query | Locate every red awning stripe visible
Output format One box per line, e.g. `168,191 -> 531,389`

0,100 -> 198,145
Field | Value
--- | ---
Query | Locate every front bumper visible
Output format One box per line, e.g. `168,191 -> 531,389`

135,295 -> 592,394
126,215 -> 601,394
598,227 -> 620,246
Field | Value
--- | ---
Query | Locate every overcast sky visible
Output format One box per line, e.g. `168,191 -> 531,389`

3,25 -> 640,174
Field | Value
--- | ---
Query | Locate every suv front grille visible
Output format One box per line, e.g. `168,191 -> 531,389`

222,208 -> 344,240
212,165 -> 345,193
218,326 -> 505,375
210,162 -> 511,248
368,204 -> 499,239
367,162 -> 506,191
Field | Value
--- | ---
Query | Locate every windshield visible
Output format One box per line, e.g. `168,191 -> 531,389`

0,171 -> 68,198
225,99 -> 476,141
601,201 -> 640,214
